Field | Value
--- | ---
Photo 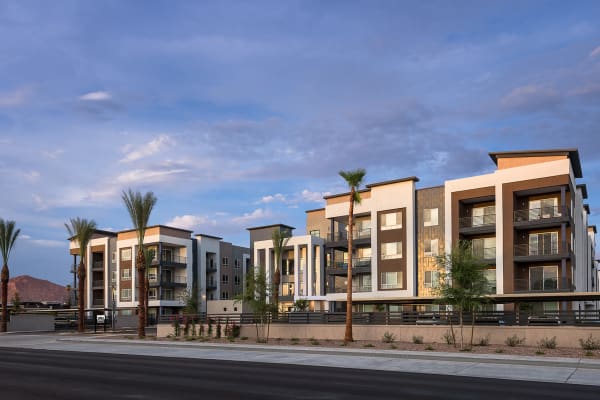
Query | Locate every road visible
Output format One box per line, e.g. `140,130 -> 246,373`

0,347 -> 597,399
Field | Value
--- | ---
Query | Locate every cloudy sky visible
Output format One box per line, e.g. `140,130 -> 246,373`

1,1 -> 600,285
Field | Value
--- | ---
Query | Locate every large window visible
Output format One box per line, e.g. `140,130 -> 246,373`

472,237 -> 496,259
424,270 -> 439,288
309,229 -> 320,237
529,198 -> 559,220
222,257 -> 229,266
381,242 -> 402,259
222,274 -> 229,284
121,288 -> 131,301
121,268 -> 131,281
529,266 -> 558,291
380,211 -> 402,230
120,248 -> 132,261
529,232 -> 558,256
148,288 -> 157,300
380,271 -> 402,289
424,239 -> 439,257
424,208 -> 439,227
485,269 -> 497,293
148,268 -> 158,283
472,206 -> 495,226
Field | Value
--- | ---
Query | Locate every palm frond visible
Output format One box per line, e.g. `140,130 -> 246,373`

0,219 -> 20,264
121,189 -> 157,247
64,217 -> 97,263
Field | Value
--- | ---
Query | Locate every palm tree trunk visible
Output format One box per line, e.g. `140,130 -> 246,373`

1,264 -> 9,332
344,189 -> 355,343
273,266 -> 280,311
137,250 -> 146,338
77,262 -> 85,333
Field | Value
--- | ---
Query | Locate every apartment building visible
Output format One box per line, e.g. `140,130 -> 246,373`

250,149 -> 598,312
69,225 -> 249,320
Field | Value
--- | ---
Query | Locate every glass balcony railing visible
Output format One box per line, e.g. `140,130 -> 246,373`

459,214 -> 495,229
330,257 -> 372,269
514,206 -> 568,223
514,242 -> 568,257
472,247 -> 496,260
327,228 -> 371,242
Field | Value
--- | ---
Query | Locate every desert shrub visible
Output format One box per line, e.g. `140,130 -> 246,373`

505,335 -> 525,347
363,343 -> 375,348
412,335 -> 424,344
309,337 -> 320,346
240,336 -> 249,341
477,335 -> 490,346
425,345 -> 434,351
538,336 -> 557,349
172,318 -> 181,337
442,330 -> 455,345
579,335 -> 600,350
382,331 -> 396,344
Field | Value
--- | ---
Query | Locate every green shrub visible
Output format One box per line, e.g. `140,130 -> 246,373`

382,331 -> 396,344
442,330 -> 455,345
538,336 -> 557,349
240,336 -> 248,341
579,335 -> 600,350
505,335 -> 525,347
390,344 -> 397,349
412,335 -> 423,344
309,337 -> 320,346
495,349 -> 504,354
477,335 -> 490,346
425,345 -> 434,351
584,350 -> 594,357
535,350 -> 545,355
363,343 -> 375,348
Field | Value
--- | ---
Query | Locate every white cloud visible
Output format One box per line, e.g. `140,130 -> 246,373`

120,134 -> 175,163
259,193 -> 286,203
0,86 -> 31,107
22,170 -> 40,182
20,234 -> 31,240
589,45 -> 600,58
258,189 -> 329,205
42,149 -> 64,160
116,167 -> 187,185
501,85 -> 560,110
166,214 -> 215,231
300,189 -> 330,203
79,91 -> 112,101
29,239 -> 66,248
231,208 -> 273,224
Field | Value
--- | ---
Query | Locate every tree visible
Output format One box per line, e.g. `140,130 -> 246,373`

339,168 -> 366,343
435,240 -> 489,349
235,267 -> 277,343
65,217 -> 97,333
122,189 -> 157,338
293,299 -> 309,312
11,291 -> 20,312
271,228 -> 291,310
0,219 -> 20,332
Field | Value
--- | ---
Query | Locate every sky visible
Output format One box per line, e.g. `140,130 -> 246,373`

1,0 -> 600,285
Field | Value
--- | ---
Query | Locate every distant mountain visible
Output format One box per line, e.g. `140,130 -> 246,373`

4,275 -> 67,304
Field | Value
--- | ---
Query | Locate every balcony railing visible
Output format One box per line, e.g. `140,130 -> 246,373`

92,261 -> 104,269
92,280 -> 104,288
514,242 -> 569,257
459,214 -> 495,229
161,253 -> 187,265
330,285 -> 372,293
472,247 -> 496,260
514,277 -> 573,292
92,299 -> 104,306
327,228 -> 371,242
331,257 -> 372,269
514,206 -> 569,223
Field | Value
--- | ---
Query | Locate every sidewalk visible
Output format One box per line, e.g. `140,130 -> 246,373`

3,333 -> 600,386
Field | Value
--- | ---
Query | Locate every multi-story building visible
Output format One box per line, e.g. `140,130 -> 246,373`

69,225 -> 249,320
250,148 -> 599,312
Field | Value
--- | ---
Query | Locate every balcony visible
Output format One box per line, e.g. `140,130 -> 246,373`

513,242 -> 571,263
160,253 -> 187,267
458,214 -> 495,235
514,277 -> 574,293
513,206 -> 571,229
92,280 -> 104,289
206,264 -> 218,273
330,285 -> 372,294
326,257 -> 372,276
326,229 -> 371,247
472,247 -> 496,263
92,299 -> 104,307
206,281 -> 217,291
92,261 -> 104,271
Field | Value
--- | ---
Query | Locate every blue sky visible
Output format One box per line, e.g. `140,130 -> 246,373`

1,1 -> 600,285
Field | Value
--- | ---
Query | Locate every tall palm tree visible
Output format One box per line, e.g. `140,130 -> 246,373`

339,168 -> 366,343
65,217 -> 96,333
0,219 -> 20,332
122,189 -> 157,338
271,228 -> 291,310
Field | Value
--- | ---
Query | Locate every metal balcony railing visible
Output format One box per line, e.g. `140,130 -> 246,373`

330,285 -> 372,294
92,261 -> 103,269
331,257 -> 372,269
514,206 -> 569,223
327,228 -> 371,242
161,253 -> 187,265
459,214 -> 495,229
472,247 -> 496,260
514,277 -> 573,292
514,242 -> 569,257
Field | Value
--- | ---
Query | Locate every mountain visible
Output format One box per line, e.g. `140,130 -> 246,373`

4,275 -> 67,304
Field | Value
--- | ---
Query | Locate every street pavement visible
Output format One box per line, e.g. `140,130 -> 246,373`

1,332 -> 600,387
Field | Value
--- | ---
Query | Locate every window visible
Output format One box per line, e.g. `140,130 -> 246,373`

529,232 -> 558,256
381,242 -> 402,260
120,248 -> 132,261
111,271 -> 117,283
380,271 -> 402,289
424,208 -> 439,227
222,274 -> 229,284
111,251 -> 117,263
472,206 -> 495,226
121,268 -> 131,281
484,269 -> 496,293
234,258 -> 240,269
380,211 -> 402,230
222,257 -> 229,266
234,275 -> 241,286
424,270 -> 440,288
120,288 -> 131,301
221,291 -> 229,300
147,268 -> 158,283
472,237 -> 496,259
424,239 -> 439,257
148,288 -> 157,300
529,266 -> 558,291
309,229 -> 320,237
529,198 -> 559,220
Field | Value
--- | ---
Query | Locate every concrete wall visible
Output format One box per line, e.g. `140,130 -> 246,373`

8,314 -> 55,332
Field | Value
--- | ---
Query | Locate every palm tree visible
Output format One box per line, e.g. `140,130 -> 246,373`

122,189 -> 157,338
65,217 -> 97,333
271,228 -> 291,310
339,168 -> 366,343
0,219 -> 20,332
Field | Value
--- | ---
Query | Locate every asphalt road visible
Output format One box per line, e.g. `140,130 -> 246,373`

0,347 -> 597,400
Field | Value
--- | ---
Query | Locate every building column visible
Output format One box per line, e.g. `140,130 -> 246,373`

293,244 -> 300,299
307,243 -> 314,297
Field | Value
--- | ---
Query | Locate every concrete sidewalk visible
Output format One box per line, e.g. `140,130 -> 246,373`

2,333 -> 600,386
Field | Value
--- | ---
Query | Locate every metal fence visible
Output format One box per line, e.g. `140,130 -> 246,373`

158,310 -> 600,327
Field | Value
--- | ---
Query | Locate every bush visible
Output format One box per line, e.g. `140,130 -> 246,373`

579,335 -> 600,350
309,337 -> 320,346
412,335 -> 423,344
442,330 -> 455,345
363,343 -> 374,348
172,319 -> 181,337
505,335 -> 525,347
382,331 -> 396,344
538,336 -> 557,349
476,335 -> 490,346
425,345 -> 434,351
240,336 -> 248,341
